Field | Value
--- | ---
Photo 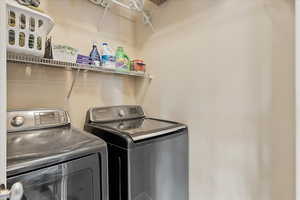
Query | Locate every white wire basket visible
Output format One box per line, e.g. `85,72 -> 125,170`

6,0 -> 54,57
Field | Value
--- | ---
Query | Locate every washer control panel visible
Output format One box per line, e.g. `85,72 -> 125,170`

90,105 -> 145,122
8,109 -> 70,132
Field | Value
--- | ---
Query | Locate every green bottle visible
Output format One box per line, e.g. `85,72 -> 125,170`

115,47 -> 130,72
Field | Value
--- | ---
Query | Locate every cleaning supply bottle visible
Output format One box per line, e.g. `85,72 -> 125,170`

101,43 -> 115,69
90,43 -> 101,67
115,47 -> 130,72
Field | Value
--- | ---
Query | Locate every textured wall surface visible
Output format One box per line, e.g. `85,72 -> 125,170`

40,0 -> 138,56
136,0 -> 295,199
7,63 -> 137,127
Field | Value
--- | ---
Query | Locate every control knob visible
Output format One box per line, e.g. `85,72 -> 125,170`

11,116 -> 25,127
118,109 -> 125,117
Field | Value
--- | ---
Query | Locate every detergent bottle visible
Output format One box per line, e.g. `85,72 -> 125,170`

115,47 -> 130,72
101,43 -> 115,69
89,42 -> 101,67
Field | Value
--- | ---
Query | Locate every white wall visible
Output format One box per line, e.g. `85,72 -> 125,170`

40,0 -> 137,56
136,0 -> 295,199
7,64 -> 137,127
296,0 -> 300,199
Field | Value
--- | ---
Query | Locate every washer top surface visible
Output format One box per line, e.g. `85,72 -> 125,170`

89,117 -> 186,142
85,106 -> 187,144
7,109 -> 106,176
100,118 -> 184,140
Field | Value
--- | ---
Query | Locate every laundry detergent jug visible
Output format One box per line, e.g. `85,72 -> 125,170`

115,47 -> 130,72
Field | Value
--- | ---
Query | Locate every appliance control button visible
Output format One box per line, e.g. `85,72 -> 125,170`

61,116 -> 65,122
118,109 -> 125,117
11,116 -> 25,127
118,122 -> 125,129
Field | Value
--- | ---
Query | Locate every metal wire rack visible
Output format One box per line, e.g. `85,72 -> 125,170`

7,53 -> 151,79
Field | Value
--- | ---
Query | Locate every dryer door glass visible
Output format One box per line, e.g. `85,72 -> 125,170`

7,154 -> 101,200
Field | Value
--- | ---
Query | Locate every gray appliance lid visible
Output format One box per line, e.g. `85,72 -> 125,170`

99,118 -> 186,141
7,126 -> 106,176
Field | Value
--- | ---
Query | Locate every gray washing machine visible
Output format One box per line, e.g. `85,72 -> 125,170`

84,105 -> 189,200
7,109 -> 108,200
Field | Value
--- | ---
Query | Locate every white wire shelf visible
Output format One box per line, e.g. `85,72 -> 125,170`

7,53 -> 152,79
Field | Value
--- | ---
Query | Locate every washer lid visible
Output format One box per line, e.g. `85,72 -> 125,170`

100,118 -> 186,141
7,126 -> 106,176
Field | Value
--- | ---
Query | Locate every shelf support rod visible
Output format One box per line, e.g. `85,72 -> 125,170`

67,69 -> 80,99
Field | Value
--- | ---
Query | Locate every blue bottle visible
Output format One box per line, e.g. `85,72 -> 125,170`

90,43 -> 101,67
